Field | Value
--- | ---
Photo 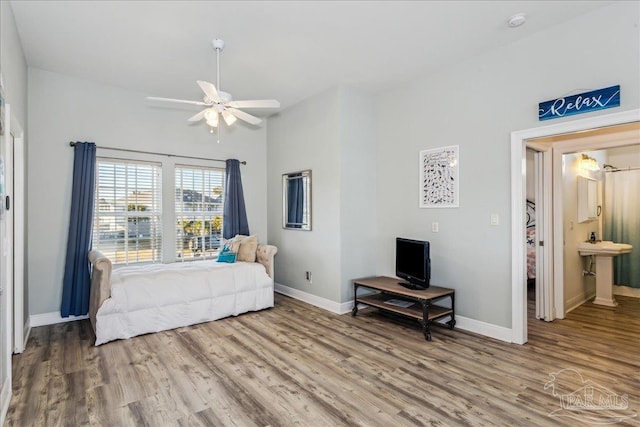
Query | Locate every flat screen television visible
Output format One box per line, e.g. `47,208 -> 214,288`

396,237 -> 430,290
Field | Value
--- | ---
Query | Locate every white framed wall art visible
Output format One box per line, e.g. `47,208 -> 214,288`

420,145 -> 459,208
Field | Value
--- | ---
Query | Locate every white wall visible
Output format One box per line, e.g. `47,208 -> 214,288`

27,68 -> 268,315
607,145 -> 640,168
374,2 -> 640,328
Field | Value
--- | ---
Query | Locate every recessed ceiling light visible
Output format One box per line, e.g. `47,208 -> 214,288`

507,13 -> 527,28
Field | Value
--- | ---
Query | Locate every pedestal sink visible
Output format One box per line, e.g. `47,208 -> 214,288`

578,241 -> 633,307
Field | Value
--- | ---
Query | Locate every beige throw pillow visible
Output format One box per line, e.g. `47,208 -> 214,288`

225,236 -> 243,254
235,235 -> 258,262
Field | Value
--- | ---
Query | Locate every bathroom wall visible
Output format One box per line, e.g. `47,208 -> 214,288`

606,145 -> 640,169
562,150 -> 606,312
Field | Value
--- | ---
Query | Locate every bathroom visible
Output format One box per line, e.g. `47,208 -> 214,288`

562,144 -> 640,311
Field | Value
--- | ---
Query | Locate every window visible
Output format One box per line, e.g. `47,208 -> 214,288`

93,159 -> 162,264
175,165 -> 225,261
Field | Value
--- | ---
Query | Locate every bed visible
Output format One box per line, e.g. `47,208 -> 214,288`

88,242 -> 277,345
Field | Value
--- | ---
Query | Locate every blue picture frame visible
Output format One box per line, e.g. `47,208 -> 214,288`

538,85 -> 620,121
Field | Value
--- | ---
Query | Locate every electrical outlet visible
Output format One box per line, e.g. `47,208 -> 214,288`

490,214 -> 499,226
432,222 -> 439,233
305,271 -> 312,283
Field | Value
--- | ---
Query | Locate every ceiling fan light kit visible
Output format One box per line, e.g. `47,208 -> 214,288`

147,38 -> 280,138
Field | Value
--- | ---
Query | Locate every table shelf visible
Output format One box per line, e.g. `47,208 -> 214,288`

352,276 -> 456,341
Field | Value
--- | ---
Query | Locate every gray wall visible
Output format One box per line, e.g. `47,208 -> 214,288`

27,68 -> 268,315
267,88 -> 342,301
0,1 -> 28,126
338,87 -> 376,303
267,86 -> 377,303
374,2 -> 639,328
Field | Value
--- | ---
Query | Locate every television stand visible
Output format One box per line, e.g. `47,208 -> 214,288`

352,276 -> 455,341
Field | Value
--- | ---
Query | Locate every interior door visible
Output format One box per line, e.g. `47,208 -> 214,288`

534,150 -> 553,321
0,103 -> 7,399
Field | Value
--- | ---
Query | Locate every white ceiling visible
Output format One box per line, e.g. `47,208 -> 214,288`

10,1 -> 613,112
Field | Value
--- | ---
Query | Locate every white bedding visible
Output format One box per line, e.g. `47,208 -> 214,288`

95,260 -> 273,345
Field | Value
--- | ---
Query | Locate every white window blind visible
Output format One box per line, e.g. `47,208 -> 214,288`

93,158 -> 162,264
175,165 -> 225,261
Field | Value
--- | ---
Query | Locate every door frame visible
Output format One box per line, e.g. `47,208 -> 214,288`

0,102 -> 12,424
10,114 -> 25,354
510,109 -> 640,344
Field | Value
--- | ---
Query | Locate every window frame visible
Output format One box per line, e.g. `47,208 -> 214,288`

92,157 -> 163,265
174,164 -> 226,262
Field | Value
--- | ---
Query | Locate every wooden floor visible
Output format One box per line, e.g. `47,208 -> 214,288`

6,293 -> 640,426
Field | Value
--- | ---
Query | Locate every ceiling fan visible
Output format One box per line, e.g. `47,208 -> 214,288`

147,39 -> 280,132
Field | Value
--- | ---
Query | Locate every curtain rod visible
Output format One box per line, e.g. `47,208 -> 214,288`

603,166 -> 640,172
69,141 -> 246,165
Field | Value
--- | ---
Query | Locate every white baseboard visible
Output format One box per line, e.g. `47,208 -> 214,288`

614,285 -> 640,298
275,283 -> 512,343
22,318 -> 31,351
0,378 -> 10,427
275,283 -> 351,314
29,312 -> 89,328
437,315 -> 512,343
566,291 -> 596,314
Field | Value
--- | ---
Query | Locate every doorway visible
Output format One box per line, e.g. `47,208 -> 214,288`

510,109 -> 640,344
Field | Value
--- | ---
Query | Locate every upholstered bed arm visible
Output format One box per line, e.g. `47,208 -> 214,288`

256,244 -> 278,282
88,250 -> 112,334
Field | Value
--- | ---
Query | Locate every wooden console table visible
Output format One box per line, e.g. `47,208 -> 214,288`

352,276 -> 455,341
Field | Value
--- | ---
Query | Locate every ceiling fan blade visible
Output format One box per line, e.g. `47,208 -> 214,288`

226,99 -> 280,109
187,109 -> 208,122
147,96 -> 207,106
226,108 -> 262,125
196,80 -> 221,103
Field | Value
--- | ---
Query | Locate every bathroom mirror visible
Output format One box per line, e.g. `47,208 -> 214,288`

577,176 -> 597,223
283,170 -> 311,231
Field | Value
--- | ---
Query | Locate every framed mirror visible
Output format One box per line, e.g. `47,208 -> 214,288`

283,170 -> 311,230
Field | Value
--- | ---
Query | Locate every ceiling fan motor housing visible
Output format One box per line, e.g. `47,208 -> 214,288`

212,38 -> 225,51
